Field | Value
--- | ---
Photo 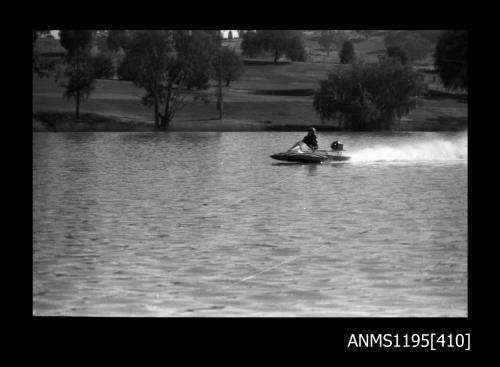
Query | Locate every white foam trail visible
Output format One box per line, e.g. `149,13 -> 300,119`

350,132 -> 467,163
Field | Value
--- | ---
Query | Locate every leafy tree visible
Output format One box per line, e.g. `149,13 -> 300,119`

385,46 -> 407,65
240,31 -> 262,58
332,31 -> 348,49
90,53 -> 115,79
123,30 -> 218,129
58,30 -> 95,119
60,30 -> 93,56
173,30 -> 217,90
107,30 -> 131,52
241,30 -> 307,63
218,46 -> 244,86
339,40 -> 355,64
434,30 -> 467,91
313,60 -> 426,130
93,30 -> 109,53
363,59 -> 426,129
384,31 -> 433,63
317,30 -> 335,56
313,64 -> 375,128
117,55 -> 138,81
33,30 -> 50,75
403,35 -> 432,62
285,33 -> 307,61
122,31 -> 174,128
59,55 -> 95,119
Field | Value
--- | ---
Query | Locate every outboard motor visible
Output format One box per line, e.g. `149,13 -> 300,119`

331,141 -> 344,151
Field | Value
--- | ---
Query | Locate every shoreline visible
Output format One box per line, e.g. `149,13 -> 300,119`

33,110 -> 468,132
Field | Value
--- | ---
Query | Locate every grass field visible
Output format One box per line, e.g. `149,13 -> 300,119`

33,31 -> 467,132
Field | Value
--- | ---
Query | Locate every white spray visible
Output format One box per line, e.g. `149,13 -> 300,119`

349,132 -> 467,163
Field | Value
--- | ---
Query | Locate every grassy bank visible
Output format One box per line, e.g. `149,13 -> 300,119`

33,111 -> 155,132
33,50 -> 467,132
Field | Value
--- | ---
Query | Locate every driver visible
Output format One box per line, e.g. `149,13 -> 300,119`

302,127 -> 318,151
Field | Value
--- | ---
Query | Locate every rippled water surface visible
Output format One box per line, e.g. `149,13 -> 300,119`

33,131 -> 467,316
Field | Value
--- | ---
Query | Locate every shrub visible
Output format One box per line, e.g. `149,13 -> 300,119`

313,60 -> 426,130
219,47 -> 244,86
434,30 -> 467,91
90,53 -> 115,79
339,41 -> 355,64
385,46 -> 407,65
241,31 -> 263,58
241,30 -> 307,63
285,34 -> 308,62
38,56 -> 62,72
384,31 -> 433,63
117,56 -> 138,81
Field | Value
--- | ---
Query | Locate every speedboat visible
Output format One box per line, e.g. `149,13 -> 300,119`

270,141 -> 351,163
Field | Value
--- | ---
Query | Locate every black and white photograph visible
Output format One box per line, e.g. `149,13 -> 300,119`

32,29 -> 467,318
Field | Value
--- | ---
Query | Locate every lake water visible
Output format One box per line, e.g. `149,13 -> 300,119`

33,131 -> 468,317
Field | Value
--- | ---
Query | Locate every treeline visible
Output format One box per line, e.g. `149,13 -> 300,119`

313,30 -> 467,130
240,30 -> 307,63
33,30 -> 467,131
33,30 -> 245,128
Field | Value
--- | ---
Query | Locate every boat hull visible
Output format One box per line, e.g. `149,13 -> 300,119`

270,152 -> 328,163
270,151 -> 351,163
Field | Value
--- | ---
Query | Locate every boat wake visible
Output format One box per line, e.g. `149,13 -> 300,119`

350,133 -> 467,163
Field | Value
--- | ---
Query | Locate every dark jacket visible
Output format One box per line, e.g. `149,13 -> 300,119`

302,133 -> 318,150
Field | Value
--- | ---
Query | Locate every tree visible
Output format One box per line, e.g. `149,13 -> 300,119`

122,31 -> 175,129
93,30 -> 109,53
90,53 -> 115,79
363,59 -> 426,129
313,60 -> 426,130
317,30 -> 335,56
58,30 -> 95,119
403,35 -> 432,62
241,30 -> 307,63
107,30 -> 131,52
339,40 -> 355,64
332,31 -> 348,49
219,46 -> 244,86
33,30 -> 50,75
240,30 -> 262,58
173,30 -> 217,90
117,55 -> 139,81
384,31 -> 433,63
385,46 -> 407,65
285,33 -> 307,62
123,30 -> 218,129
434,30 -> 467,91
60,30 -> 93,56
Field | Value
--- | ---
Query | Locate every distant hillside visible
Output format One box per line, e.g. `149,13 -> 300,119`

304,30 -> 442,65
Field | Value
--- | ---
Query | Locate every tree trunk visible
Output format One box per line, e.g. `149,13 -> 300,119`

153,95 -> 159,129
217,32 -> 223,119
160,89 -> 171,130
76,56 -> 80,120
76,90 -> 80,120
